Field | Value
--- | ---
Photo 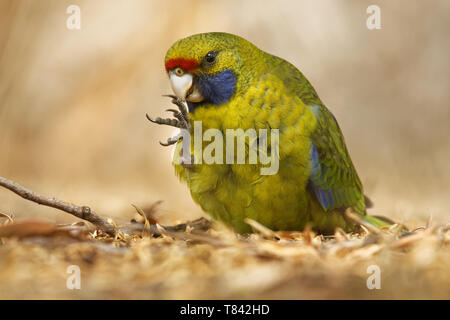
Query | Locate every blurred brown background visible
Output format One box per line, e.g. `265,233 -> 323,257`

1,0 -> 449,227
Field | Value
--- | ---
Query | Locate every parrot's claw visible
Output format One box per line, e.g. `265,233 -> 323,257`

162,94 -> 190,130
161,94 -> 178,100
165,108 -> 179,114
146,114 -> 182,128
147,94 -> 194,171
159,132 -> 183,147
165,108 -> 189,129
146,95 -> 191,131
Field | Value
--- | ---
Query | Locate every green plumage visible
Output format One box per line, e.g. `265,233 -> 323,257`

164,32 -> 375,234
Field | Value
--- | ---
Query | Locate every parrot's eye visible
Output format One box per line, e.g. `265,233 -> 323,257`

173,67 -> 184,76
204,51 -> 217,65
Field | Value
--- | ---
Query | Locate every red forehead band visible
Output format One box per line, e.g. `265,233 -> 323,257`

165,58 -> 199,73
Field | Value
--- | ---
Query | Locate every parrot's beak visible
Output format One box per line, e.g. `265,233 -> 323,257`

169,71 -> 204,103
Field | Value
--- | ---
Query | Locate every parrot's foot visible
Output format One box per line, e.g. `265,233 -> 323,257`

159,132 -> 183,147
146,95 -> 193,168
146,94 -> 191,146
146,94 -> 190,130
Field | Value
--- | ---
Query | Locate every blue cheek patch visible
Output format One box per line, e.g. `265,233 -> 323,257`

191,69 -> 236,109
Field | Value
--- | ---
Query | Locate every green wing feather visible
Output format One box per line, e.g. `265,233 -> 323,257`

266,53 -> 366,215
308,104 -> 366,214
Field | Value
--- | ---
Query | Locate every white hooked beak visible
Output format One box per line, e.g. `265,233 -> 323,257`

169,71 -> 204,103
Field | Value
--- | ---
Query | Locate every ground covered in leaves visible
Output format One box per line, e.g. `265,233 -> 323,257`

0,209 -> 449,299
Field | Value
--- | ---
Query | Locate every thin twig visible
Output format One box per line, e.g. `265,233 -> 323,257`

0,176 -> 116,236
0,211 -> 14,223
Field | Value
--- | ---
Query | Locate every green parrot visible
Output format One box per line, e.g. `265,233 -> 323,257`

149,32 -> 387,234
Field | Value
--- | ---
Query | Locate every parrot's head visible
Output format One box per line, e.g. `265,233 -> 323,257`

164,32 -> 265,111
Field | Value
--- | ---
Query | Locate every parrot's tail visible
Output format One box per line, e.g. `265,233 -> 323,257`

362,215 -> 409,232
362,195 -> 407,230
